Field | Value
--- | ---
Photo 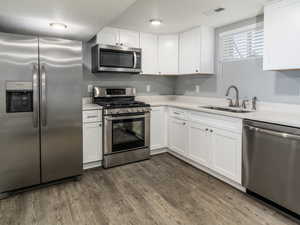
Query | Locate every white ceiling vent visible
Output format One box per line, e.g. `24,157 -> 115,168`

203,7 -> 225,16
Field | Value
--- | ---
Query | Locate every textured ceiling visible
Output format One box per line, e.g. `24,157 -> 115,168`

0,0 -> 137,40
110,0 -> 270,34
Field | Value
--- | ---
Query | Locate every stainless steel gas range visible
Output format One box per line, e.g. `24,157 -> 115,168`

93,87 -> 151,168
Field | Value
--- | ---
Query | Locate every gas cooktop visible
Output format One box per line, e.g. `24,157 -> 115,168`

94,100 -> 150,109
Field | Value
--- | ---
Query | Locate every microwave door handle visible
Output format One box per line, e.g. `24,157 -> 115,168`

32,64 -> 39,128
133,52 -> 137,69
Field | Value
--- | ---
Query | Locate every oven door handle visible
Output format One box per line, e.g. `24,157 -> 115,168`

105,115 -> 147,121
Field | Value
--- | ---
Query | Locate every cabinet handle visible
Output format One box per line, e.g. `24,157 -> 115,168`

99,124 -> 102,127
87,115 -> 98,119
182,122 -> 186,125
210,129 -> 213,133
120,43 -> 123,46
205,128 -> 209,131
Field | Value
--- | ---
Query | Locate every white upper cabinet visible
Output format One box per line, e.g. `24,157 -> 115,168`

97,27 -> 140,48
119,29 -> 140,48
97,27 -> 120,46
179,26 -> 215,74
264,0 -> 300,70
158,35 -> 179,75
140,33 -> 158,74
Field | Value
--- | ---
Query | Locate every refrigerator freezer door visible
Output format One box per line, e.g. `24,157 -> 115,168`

39,37 -> 83,182
0,33 -> 40,193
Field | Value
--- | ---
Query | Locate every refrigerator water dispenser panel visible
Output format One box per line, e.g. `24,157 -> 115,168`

6,82 -> 33,113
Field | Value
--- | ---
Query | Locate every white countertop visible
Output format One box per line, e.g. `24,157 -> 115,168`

136,96 -> 300,128
82,103 -> 103,111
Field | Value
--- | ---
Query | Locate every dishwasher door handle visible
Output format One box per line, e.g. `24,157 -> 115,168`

245,125 -> 300,141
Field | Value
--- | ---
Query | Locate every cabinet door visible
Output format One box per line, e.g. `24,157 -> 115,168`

119,29 -> 140,48
168,118 -> 188,156
179,28 -> 201,74
140,33 -> 158,74
158,35 -> 179,75
211,128 -> 242,184
264,0 -> 300,70
200,26 -> 215,74
83,122 -> 102,164
97,27 -> 120,46
150,107 -> 165,149
188,122 -> 211,167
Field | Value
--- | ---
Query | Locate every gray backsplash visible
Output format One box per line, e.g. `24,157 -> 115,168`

82,42 -> 175,97
83,15 -> 300,104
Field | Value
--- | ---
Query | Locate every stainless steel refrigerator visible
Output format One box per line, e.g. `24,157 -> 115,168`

0,32 -> 83,195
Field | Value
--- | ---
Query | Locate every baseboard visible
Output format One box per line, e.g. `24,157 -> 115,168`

167,149 -> 246,192
83,161 -> 102,170
150,147 -> 168,155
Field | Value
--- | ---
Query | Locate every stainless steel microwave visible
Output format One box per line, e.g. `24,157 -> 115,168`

91,44 -> 142,73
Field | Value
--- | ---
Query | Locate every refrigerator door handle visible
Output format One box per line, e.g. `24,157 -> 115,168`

32,63 -> 39,128
41,64 -> 47,127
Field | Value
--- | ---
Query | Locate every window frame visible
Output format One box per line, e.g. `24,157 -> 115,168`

219,22 -> 264,63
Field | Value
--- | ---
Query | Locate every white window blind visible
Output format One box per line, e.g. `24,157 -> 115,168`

220,23 -> 264,62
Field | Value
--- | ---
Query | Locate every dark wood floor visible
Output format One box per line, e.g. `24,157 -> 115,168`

0,153 -> 297,225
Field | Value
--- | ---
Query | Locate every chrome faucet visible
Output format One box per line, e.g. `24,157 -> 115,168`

225,85 -> 240,107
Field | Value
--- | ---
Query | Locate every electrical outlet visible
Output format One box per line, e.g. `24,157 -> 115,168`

195,85 -> 200,93
146,85 -> 151,93
88,85 -> 93,93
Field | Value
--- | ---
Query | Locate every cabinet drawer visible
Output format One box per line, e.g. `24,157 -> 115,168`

83,110 -> 102,123
169,108 -> 187,120
189,111 -> 242,134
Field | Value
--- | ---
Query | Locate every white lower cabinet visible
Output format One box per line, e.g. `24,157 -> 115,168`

83,122 -> 102,164
82,109 -> 102,169
150,107 -> 166,150
188,122 -> 211,167
211,128 -> 242,184
168,117 -> 188,156
166,107 -> 242,186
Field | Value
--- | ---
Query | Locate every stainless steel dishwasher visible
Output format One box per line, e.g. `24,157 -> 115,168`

243,120 -> 300,216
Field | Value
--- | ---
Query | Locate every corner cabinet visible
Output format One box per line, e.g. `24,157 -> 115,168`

179,26 -> 215,74
264,0 -> 300,70
158,35 -> 179,75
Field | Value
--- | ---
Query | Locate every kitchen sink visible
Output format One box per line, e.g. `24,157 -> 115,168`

200,106 -> 253,113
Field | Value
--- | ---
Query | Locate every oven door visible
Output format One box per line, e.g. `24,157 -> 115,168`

104,113 -> 150,155
99,45 -> 141,73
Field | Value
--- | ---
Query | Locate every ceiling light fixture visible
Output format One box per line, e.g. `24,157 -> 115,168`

149,19 -> 162,26
49,23 -> 67,30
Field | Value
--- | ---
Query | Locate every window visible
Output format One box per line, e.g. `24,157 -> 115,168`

220,23 -> 264,62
